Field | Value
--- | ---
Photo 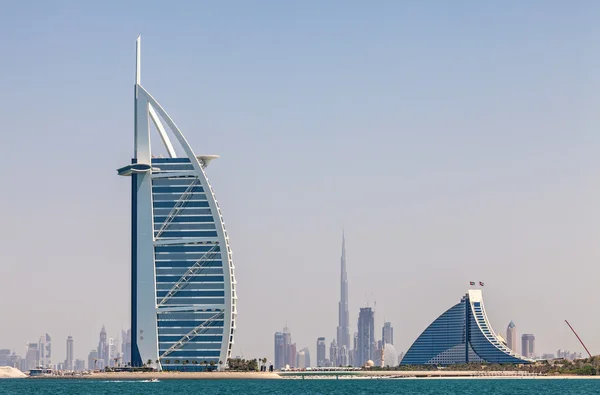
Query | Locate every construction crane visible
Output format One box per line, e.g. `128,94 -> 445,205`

565,320 -> 593,359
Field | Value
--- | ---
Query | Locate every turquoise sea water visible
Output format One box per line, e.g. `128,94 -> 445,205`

1,379 -> 599,394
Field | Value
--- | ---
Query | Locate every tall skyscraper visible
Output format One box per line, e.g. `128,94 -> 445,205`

25,343 -> 38,371
522,334 -> 535,358
338,345 -> 349,366
98,326 -> 108,369
38,334 -> 51,368
88,350 -> 98,371
329,340 -> 338,367
274,331 -> 287,369
506,321 -> 517,352
66,336 -> 74,371
316,337 -> 326,367
382,322 -> 394,345
296,348 -> 310,368
274,326 -> 295,369
336,232 -> 351,351
350,332 -> 358,366
38,333 -> 52,368
117,37 -> 237,370
357,307 -> 375,366
121,329 -> 131,365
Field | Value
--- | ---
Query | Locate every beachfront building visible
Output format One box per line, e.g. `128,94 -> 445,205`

401,290 -> 533,365
118,37 -> 237,371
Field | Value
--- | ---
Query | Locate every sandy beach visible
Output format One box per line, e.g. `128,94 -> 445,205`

18,370 -> 600,380
45,371 -> 282,380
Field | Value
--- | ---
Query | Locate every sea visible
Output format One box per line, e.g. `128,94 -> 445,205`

0,378 -> 599,394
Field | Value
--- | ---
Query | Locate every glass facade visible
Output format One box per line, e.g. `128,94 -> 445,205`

120,38 -> 236,371
151,158 -> 235,371
400,290 -> 532,365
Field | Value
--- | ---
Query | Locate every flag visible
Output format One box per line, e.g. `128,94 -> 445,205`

479,281 -> 484,286
469,281 -> 475,285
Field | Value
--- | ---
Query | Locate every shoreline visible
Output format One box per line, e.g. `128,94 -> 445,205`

21,371 -> 600,380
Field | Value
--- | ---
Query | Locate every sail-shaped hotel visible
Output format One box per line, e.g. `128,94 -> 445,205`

118,37 -> 237,370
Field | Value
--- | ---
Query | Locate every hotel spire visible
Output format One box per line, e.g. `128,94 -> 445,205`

337,231 -> 351,352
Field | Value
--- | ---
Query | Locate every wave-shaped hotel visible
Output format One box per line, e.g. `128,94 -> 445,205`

401,290 -> 533,365
118,37 -> 237,371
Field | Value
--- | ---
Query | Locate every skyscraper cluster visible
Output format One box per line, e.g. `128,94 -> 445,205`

274,326 -> 302,369
0,326 -> 132,373
505,321 -> 536,359
273,234 -> 396,369
88,326 -> 132,370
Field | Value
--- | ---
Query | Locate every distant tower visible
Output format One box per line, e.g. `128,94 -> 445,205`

38,334 -> 51,368
329,340 -> 338,367
316,337 -> 326,367
66,336 -> 74,371
382,322 -> 394,345
522,334 -> 535,358
506,321 -> 517,352
357,307 -> 375,366
337,232 -> 351,352
98,326 -> 108,369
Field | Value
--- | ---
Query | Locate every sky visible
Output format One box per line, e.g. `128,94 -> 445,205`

1,0 -> 600,364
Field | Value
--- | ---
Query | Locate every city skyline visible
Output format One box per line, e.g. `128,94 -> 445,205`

1,1 -> 599,363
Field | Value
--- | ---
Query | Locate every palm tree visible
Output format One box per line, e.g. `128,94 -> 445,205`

146,359 -> 153,367
218,360 -> 223,371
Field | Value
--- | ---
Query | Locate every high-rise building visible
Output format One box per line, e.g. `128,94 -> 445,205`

88,350 -> 98,371
121,329 -> 131,365
6,353 -> 21,370
117,36 -> 237,370
25,343 -> 38,371
274,326 -> 295,369
338,345 -> 349,367
296,348 -> 310,368
0,350 -> 10,367
288,342 -> 297,368
401,290 -> 533,365
38,334 -> 51,368
66,336 -> 74,371
329,340 -> 338,367
109,337 -> 118,366
274,332 -> 286,369
522,334 -> 535,358
74,359 -> 86,371
336,233 -> 351,352
98,326 -> 108,369
382,322 -> 394,345
357,307 -> 375,366
316,337 -> 326,367
506,321 -> 517,352
351,332 -> 358,366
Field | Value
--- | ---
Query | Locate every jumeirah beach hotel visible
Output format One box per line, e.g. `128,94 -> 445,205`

118,37 -> 237,371
401,290 -> 533,365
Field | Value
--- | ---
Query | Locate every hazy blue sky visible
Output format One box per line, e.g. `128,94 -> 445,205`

1,0 -> 600,364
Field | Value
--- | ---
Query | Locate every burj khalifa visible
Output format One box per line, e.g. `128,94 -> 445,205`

336,232 -> 351,354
